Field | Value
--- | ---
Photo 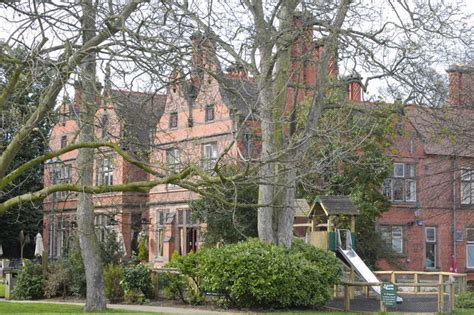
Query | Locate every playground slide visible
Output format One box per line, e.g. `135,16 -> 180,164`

337,247 -> 403,303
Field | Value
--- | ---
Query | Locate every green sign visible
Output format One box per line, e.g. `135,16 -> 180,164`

381,282 -> 397,306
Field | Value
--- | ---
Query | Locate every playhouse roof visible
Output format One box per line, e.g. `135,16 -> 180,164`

293,199 -> 311,217
309,195 -> 359,217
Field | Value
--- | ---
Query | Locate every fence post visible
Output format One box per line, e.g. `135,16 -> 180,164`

414,272 -> 419,294
349,268 -> 355,299
344,284 -> 350,311
390,271 -> 396,284
449,281 -> 455,312
438,282 -> 444,313
379,283 -> 386,312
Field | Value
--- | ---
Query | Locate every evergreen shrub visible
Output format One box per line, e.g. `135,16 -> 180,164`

169,239 -> 342,308
12,260 -> 45,300
121,264 -> 153,300
456,291 -> 474,309
104,264 -> 124,303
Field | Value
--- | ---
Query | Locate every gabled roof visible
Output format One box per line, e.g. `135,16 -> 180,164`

310,195 -> 359,217
219,76 -> 259,116
405,106 -> 474,157
293,199 -> 311,217
107,90 -> 167,150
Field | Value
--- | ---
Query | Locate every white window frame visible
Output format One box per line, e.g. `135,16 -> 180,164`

202,142 -> 217,172
466,228 -> 474,269
425,227 -> 437,269
166,148 -> 181,173
461,168 -> 473,205
51,164 -> 72,200
383,162 -> 416,202
380,225 -> 404,254
96,158 -> 113,186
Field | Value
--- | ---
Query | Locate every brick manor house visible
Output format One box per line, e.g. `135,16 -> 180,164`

43,17 -> 474,275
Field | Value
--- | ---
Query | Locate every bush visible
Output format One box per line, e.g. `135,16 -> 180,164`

137,238 -> 148,262
12,260 -> 45,300
44,260 -> 71,298
100,230 -> 125,266
456,291 -> 474,309
121,264 -> 153,300
104,264 -> 124,303
289,239 -> 343,286
67,237 -> 87,297
168,239 -> 342,308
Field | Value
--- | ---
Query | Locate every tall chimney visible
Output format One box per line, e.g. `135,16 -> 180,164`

190,32 -> 216,86
447,64 -> 474,108
345,74 -> 363,102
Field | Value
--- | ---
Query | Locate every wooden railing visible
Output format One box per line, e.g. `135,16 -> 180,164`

374,270 -> 467,294
339,271 -> 467,313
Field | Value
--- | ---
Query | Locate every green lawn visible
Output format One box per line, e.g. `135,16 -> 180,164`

0,302 -> 161,314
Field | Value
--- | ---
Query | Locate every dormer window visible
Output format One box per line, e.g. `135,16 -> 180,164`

169,112 -> 178,129
205,105 -> 215,122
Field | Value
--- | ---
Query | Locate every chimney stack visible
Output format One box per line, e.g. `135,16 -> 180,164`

345,74 -> 363,102
190,31 -> 217,86
446,64 -> 474,108
226,63 -> 247,79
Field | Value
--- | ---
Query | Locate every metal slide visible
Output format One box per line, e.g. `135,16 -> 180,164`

336,229 -> 403,303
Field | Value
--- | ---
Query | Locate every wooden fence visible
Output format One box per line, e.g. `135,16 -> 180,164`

340,270 -> 467,313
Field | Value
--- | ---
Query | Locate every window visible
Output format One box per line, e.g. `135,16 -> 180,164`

48,218 -> 57,257
169,112 -> 178,129
94,214 -> 111,243
202,142 -> 217,171
425,227 -> 437,269
57,218 -> 71,257
467,228 -> 474,268
205,104 -> 215,122
156,209 -> 169,258
96,158 -> 113,185
383,163 -> 416,202
100,114 -> 109,139
51,164 -> 72,200
461,168 -> 474,205
166,148 -> 181,173
380,225 -> 404,254
176,209 -> 198,255
60,135 -> 68,148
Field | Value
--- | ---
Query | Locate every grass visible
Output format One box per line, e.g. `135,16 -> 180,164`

0,302 -> 161,314
0,302 -> 387,314
0,283 -> 4,298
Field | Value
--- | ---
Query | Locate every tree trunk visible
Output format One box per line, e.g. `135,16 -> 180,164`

256,1 -> 298,247
76,0 -> 107,311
